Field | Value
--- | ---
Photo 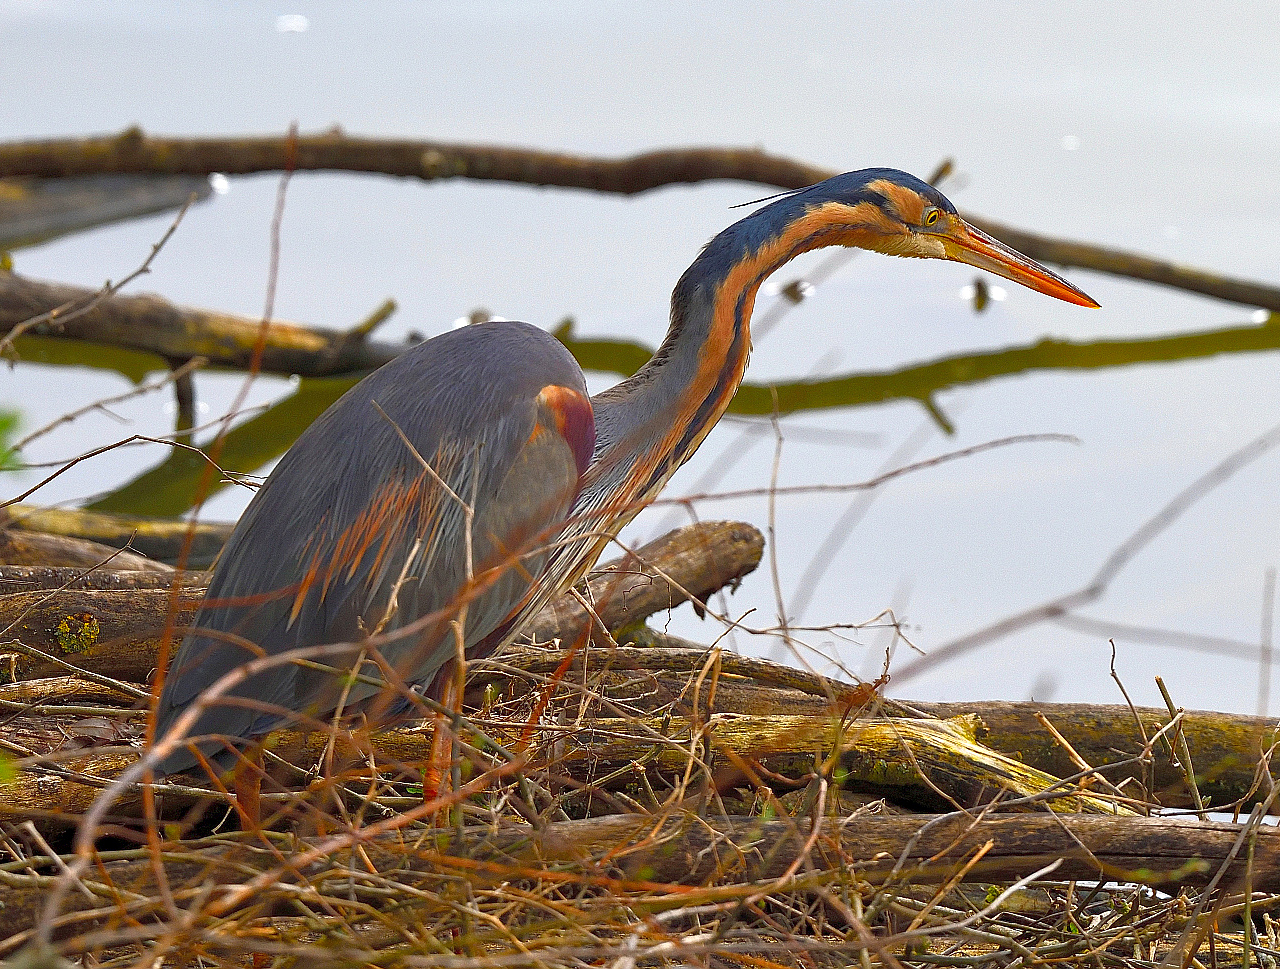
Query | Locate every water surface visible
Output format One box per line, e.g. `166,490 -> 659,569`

4,0 -> 1279,715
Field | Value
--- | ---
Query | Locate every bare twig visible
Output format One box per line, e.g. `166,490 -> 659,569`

12,357 -> 206,451
1,433 -> 249,509
1156,676 -> 1208,820
897,419 -> 1280,683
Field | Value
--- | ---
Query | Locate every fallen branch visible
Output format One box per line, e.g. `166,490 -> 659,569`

485,638 -> 1280,812
522,519 -> 763,643
917,699 -> 1280,814
0,713 -> 1127,826
0,272 -> 407,377
0,192 -> 195,362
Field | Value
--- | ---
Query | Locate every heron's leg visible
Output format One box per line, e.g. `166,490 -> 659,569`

230,744 -> 265,830
423,677 -> 459,809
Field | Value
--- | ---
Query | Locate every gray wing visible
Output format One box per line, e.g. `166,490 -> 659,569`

156,321 -> 593,773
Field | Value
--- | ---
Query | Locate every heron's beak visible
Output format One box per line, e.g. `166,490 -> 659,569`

945,222 -> 1100,308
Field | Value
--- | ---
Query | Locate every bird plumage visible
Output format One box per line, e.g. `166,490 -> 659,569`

156,322 -> 592,772
155,168 -> 1096,774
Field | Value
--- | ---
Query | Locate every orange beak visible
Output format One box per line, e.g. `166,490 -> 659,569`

946,222 -> 1100,308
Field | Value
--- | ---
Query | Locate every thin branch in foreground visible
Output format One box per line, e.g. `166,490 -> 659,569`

0,433 -> 251,510
656,432 -> 1077,506
895,417 -> 1280,683
12,356 -> 207,452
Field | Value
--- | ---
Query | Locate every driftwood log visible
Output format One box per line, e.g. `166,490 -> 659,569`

1,583 -> 1277,823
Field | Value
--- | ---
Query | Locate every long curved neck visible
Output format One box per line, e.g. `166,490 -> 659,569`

586,189 -> 884,512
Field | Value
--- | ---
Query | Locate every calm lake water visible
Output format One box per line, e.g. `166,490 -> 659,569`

4,1 -> 1280,715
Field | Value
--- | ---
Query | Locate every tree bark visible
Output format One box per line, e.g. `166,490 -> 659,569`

916,699 -> 1280,815
522,519 -> 763,644
0,564 -> 200,594
0,527 -> 167,573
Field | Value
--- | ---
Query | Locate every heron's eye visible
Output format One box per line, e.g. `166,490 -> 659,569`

922,207 -> 940,227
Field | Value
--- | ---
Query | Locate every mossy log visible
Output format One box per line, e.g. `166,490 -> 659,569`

2,646 -> 1276,820
917,699 -> 1279,815
1,810 -> 1275,947
0,713 -> 1128,827
523,636 -> 1280,813
0,520 -> 763,682
480,637 -> 1280,812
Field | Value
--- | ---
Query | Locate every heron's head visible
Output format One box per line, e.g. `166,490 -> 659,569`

795,169 -> 1100,308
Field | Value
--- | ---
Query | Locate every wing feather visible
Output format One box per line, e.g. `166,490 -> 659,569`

156,322 -> 593,772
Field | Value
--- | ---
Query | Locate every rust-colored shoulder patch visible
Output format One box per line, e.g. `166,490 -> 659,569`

536,384 -> 596,478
